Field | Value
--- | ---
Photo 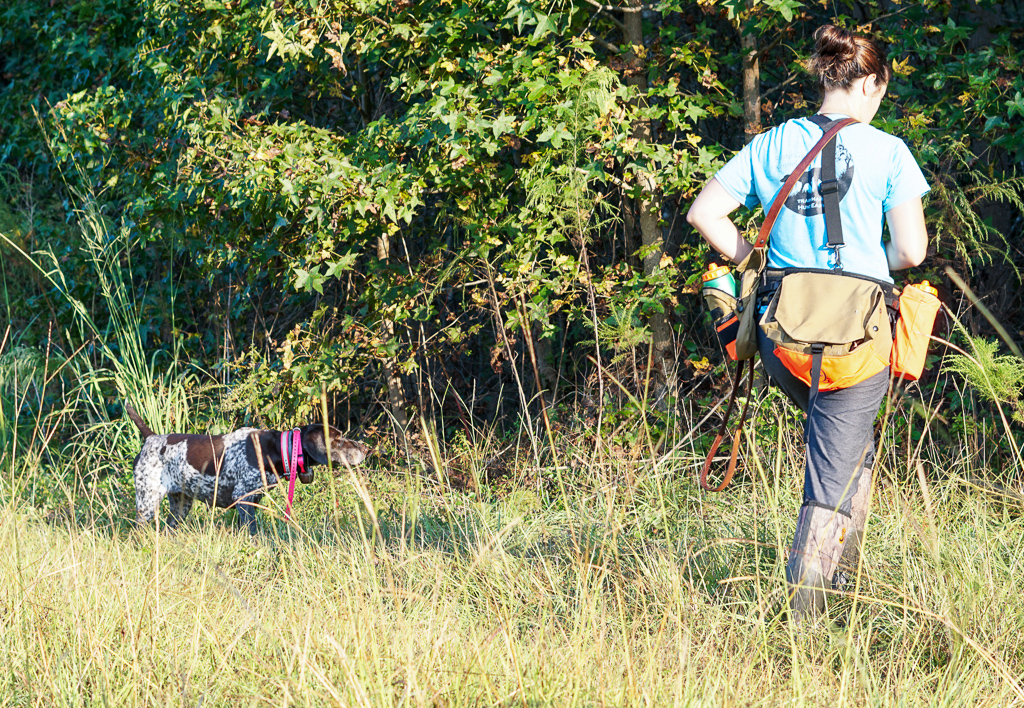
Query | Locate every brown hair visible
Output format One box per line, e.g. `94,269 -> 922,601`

808,25 -> 891,92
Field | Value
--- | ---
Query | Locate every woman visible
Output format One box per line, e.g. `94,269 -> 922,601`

687,25 -> 929,619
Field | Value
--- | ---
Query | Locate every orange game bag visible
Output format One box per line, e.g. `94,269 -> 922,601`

891,281 -> 941,381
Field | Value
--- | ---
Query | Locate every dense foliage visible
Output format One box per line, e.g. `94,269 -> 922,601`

2,0 -> 1023,459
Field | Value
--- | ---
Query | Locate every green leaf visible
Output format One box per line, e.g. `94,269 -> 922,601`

532,13 -> 554,41
326,254 -> 357,278
1008,92 -> 1024,119
984,115 -> 1006,133
720,0 -> 745,20
492,113 -> 516,137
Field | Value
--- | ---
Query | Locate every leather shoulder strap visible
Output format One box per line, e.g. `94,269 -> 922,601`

701,117 -> 856,494
754,116 -> 857,249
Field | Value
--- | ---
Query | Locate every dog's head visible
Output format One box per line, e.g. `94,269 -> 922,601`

299,425 -> 369,477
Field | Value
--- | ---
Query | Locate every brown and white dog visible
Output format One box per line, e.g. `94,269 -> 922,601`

125,404 -> 368,534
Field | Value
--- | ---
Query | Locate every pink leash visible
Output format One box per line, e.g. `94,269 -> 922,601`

281,428 -> 305,520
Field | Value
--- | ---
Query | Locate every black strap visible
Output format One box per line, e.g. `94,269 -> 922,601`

807,343 -> 826,426
762,267 -> 898,309
807,114 -> 846,271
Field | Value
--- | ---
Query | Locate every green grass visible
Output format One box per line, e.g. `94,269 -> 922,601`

2,400 -> 1024,707
4,188 -> 1024,706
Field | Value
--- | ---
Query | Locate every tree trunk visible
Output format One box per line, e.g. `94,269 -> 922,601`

532,320 -> 558,399
741,25 -> 760,144
376,232 -> 410,450
623,2 -> 675,389
622,191 -> 637,266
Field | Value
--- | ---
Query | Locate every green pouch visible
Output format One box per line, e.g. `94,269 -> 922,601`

732,247 -> 767,361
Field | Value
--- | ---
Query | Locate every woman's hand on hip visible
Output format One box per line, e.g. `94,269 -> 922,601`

687,178 -> 752,263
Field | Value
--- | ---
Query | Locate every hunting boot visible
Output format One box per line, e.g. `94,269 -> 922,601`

786,502 -> 850,621
832,468 -> 872,592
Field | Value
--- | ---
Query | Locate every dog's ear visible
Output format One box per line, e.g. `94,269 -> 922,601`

300,425 -> 369,470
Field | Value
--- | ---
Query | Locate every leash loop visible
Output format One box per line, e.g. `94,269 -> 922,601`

282,427 -> 305,520
700,359 -> 753,492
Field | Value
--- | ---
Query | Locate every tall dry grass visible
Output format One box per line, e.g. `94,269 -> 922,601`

3,195 -> 1024,706
3,375 -> 1024,707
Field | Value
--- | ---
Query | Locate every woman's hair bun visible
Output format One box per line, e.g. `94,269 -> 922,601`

808,24 -> 891,92
813,25 -> 857,58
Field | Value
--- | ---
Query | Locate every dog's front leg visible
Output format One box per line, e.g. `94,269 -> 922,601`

135,487 -> 163,528
236,496 -> 262,536
167,493 -> 194,530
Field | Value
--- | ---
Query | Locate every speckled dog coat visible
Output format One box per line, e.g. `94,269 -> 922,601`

126,404 -> 368,534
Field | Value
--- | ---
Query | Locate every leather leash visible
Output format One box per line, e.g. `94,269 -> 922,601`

281,428 -> 305,519
699,357 -> 753,492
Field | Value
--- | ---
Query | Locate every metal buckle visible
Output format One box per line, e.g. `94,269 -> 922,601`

819,178 -> 839,196
830,244 -> 843,271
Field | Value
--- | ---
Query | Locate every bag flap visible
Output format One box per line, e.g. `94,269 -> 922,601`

735,247 -> 767,300
771,272 -> 883,344
735,246 -> 766,274
702,287 -> 737,320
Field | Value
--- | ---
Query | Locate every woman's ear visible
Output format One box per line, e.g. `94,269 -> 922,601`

860,73 -> 885,97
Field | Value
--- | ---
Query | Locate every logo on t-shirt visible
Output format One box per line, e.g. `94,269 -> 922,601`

782,144 -> 854,216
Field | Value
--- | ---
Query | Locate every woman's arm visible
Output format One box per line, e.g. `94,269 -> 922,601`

884,196 -> 927,270
686,178 -> 753,264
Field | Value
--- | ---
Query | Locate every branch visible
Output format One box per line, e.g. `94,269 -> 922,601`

576,166 -> 627,189
859,4 -> 915,28
762,71 -> 802,100
749,33 -> 784,62
579,1 -> 626,32
590,34 -> 622,53
580,0 -> 650,14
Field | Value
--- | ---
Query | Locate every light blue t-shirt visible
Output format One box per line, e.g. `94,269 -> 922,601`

714,115 -> 930,283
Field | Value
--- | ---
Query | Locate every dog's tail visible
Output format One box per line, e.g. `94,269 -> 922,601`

124,402 -> 156,440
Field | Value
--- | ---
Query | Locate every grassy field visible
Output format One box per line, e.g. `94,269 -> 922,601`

4,212 -> 1024,706
3,384 -> 1024,707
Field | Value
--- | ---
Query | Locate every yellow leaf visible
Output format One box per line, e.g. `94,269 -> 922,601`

891,56 -> 915,76
692,357 -> 712,374
325,47 -> 346,73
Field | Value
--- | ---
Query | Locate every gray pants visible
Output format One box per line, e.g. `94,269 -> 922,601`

757,327 -> 888,513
